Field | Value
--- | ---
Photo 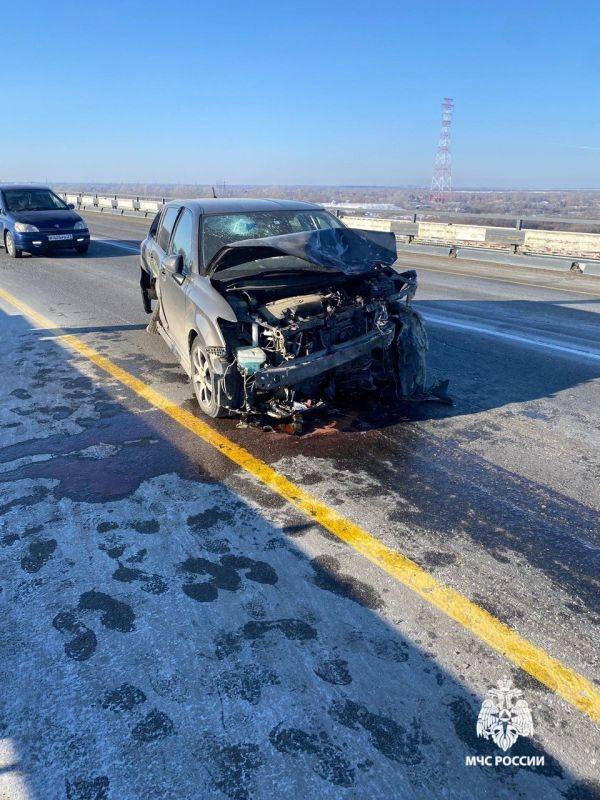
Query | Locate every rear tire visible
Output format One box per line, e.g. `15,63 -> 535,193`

5,232 -> 22,258
190,336 -> 238,418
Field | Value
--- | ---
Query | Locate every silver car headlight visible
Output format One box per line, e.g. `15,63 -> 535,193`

73,220 -> 87,231
14,223 -> 39,233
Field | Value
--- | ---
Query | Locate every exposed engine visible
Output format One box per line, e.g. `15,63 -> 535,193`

215,269 -> 427,420
259,288 -> 388,351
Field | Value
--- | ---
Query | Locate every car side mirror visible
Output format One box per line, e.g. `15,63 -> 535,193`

67,203 -> 75,210
163,253 -> 186,283
163,252 -> 182,271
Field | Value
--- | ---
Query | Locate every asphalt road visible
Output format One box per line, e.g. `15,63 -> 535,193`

397,242 -> 600,276
0,212 -> 598,800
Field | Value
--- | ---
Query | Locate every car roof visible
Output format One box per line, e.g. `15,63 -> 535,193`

165,198 -> 324,215
0,184 -> 52,191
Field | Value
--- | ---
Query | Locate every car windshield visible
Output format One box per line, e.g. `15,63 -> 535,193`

4,189 -> 68,213
202,210 -> 343,265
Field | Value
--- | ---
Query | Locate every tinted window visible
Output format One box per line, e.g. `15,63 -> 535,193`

168,209 -> 194,273
157,206 -> 180,251
202,210 -> 343,265
4,189 -> 67,212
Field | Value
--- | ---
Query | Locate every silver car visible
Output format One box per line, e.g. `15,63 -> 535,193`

140,199 -> 432,421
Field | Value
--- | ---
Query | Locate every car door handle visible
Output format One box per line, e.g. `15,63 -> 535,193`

160,268 -> 166,276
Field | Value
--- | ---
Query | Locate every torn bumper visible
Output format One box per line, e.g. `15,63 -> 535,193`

253,325 -> 395,392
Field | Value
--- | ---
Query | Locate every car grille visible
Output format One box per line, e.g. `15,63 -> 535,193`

40,224 -> 73,233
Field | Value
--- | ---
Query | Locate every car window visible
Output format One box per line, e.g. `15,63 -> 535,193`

168,209 -> 194,273
148,211 -> 161,239
202,210 -> 343,265
3,188 -> 68,212
157,206 -> 180,252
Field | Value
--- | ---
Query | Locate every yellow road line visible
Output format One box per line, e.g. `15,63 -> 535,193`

1,284 -> 598,724
405,263 -> 600,297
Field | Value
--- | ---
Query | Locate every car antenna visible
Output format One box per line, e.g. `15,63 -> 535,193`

211,186 -> 218,198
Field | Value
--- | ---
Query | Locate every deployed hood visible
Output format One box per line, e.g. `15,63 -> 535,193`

206,227 -> 397,278
10,209 -> 82,229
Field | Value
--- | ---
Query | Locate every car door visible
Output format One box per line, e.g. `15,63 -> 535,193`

159,207 -> 194,354
142,210 -> 162,275
153,204 -> 180,312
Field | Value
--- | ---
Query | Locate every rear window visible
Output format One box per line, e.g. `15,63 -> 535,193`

157,206 -> 180,251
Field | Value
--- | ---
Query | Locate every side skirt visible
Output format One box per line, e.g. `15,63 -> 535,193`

155,317 -> 193,378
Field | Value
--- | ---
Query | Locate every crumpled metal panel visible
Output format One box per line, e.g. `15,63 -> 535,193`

206,227 -> 397,276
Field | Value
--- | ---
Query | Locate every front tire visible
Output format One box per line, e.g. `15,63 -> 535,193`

5,232 -> 22,259
75,243 -> 89,254
191,337 -> 236,418
394,306 -> 428,396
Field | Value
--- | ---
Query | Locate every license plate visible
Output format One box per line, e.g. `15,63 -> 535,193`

48,234 -> 73,241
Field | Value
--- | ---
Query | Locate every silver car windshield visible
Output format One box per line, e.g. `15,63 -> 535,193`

202,210 -> 342,266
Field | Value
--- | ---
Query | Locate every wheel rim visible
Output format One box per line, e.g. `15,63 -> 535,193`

192,347 -> 213,409
6,234 -> 14,256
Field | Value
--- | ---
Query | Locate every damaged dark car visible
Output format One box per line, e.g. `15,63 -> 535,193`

140,199 -> 441,424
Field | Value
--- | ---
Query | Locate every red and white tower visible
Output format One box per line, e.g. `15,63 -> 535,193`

430,97 -> 454,204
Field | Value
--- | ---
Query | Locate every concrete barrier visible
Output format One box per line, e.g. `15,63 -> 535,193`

117,197 -> 135,211
340,214 -> 600,261
522,229 -> 600,259
139,200 -> 161,213
485,227 -> 524,246
65,192 -> 161,216
340,216 -> 392,232
54,190 -> 600,262
417,221 -> 487,244
97,196 -> 116,210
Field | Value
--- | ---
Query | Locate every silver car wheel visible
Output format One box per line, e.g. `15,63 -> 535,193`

192,347 -> 213,410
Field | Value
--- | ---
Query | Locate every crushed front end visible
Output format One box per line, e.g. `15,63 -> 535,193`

218,271 -> 429,420
206,227 -> 447,422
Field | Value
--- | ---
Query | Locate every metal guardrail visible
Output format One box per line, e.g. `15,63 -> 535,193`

58,191 -> 600,230
59,192 -> 164,216
57,191 -> 600,264
338,214 -> 600,263
334,208 -> 600,230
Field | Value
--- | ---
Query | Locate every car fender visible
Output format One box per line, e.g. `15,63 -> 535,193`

186,275 -> 238,351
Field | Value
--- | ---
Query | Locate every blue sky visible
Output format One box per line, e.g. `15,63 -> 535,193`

2,0 -> 600,188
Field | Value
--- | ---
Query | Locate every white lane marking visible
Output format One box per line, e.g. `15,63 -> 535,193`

423,313 -> 600,362
91,237 -> 140,253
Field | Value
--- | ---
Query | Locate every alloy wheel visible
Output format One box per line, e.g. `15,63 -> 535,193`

192,346 -> 214,411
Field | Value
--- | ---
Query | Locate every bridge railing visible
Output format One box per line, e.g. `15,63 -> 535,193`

60,192 -> 164,216
338,215 -> 600,261
57,192 -> 600,262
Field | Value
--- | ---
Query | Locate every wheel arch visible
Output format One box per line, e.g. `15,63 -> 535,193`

188,328 -> 199,353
